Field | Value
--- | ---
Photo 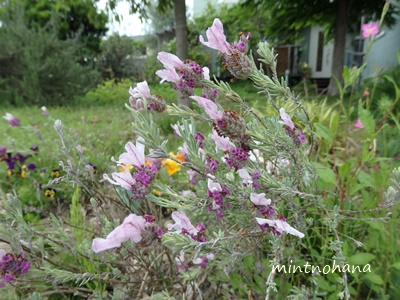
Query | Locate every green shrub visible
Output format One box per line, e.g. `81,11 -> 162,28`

0,9 -> 100,106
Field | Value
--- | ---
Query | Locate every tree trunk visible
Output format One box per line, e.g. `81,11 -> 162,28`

174,0 -> 191,107
327,0 -> 350,96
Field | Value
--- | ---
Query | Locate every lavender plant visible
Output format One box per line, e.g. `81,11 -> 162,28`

0,9 -> 399,299
87,18 -> 342,299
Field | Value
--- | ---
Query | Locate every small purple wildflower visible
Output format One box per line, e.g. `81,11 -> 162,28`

205,157 -> 219,174
225,146 -> 250,171
207,178 -> 230,218
0,250 -> 31,288
194,132 -> 205,148
215,211 -> 224,219
27,164 -> 37,171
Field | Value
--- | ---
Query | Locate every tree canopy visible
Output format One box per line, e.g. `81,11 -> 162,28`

0,8 -> 100,106
0,0 -> 109,56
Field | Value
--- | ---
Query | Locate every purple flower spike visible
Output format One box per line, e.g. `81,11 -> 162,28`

200,18 -> 252,79
129,81 -> 166,112
0,250 -> 31,288
3,113 -> 20,127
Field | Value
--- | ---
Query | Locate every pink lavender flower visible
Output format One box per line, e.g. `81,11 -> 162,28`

156,52 -> 212,103
362,22 -> 379,38
0,250 -> 30,288
354,118 -> 364,129
199,18 -> 231,54
187,169 -> 199,185
363,88 -> 370,97
238,168 -> 253,185
191,96 -> 224,120
168,211 -> 206,242
156,67 -> 181,84
207,178 -> 230,218
129,81 -> 166,112
103,167 -> 138,190
212,129 -> 233,152
3,113 -> 20,127
130,81 -> 151,99
168,211 -> 199,236
171,123 -> 193,137
250,193 -> 271,206
199,18 -> 252,79
157,52 -> 186,70
279,108 -> 306,146
111,137 -> 145,169
278,108 -> 295,130
207,177 -> 221,191
192,253 -> 215,269
249,148 -> 264,163
175,251 -> 189,271
41,106 -> 48,116
256,217 -> 304,238
92,214 -> 147,253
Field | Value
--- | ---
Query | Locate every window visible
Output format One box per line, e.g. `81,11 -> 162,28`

316,31 -> 324,72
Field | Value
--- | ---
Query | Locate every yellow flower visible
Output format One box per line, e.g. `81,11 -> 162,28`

44,188 -> 56,199
162,152 -> 184,176
120,164 -> 133,172
19,165 -> 27,178
153,189 -> 162,196
50,169 -> 60,178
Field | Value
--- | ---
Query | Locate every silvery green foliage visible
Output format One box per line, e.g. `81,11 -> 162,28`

384,167 -> 400,208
